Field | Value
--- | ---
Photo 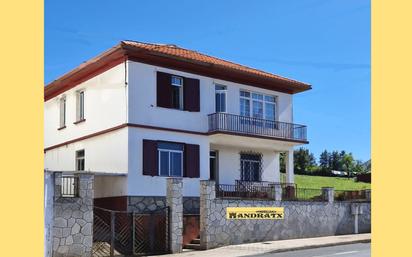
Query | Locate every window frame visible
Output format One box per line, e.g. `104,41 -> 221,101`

240,153 -> 262,182
239,90 -> 277,121
59,96 -> 66,129
61,175 -> 79,198
215,84 -> 227,113
76,90 -> 85,122
158,146 -> 184,177
171,76 -> 184,110
75,149 -> 85,171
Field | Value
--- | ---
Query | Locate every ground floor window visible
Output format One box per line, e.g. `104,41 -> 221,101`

158,142 -> 184,177
240,153 -> 262,181
75,149 -> 85,171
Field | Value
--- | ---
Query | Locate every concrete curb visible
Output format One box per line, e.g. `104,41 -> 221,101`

155,234 -> 371,257
264,239 -> 371,255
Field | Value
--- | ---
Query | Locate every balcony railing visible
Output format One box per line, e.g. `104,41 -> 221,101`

208,112 -> 307,142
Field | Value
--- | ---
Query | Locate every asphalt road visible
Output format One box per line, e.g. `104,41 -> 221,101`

252,243 -> 370,257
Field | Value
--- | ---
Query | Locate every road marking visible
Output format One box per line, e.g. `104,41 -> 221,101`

311,250 -> 360,257
334,251 -> 359,255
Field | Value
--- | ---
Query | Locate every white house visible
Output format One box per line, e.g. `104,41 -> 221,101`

44,41 -> 311,207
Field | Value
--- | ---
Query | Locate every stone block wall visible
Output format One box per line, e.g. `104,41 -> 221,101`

200,180 -> 371,249
166,178 -> 184,253
127,196 -> 200,214
53,173 -> 94,257
45,171 -> 54,257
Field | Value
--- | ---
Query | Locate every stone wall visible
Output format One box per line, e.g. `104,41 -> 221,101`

166,178 -> 183,253
200,180 -> 371,249
53,173 -> 94,257
45,171 -> 54,257
127,196 -> 199,214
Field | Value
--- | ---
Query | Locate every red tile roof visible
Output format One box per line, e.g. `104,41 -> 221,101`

122,41 -> 310,87
45,41 -> 311,101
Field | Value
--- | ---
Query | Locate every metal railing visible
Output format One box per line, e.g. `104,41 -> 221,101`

334,190 -> 368,202
216,181 -> 368,202
216,183 -> 273,200
61,175 -> 79,197
208,112 -> 307,141
282,187 -> 325,201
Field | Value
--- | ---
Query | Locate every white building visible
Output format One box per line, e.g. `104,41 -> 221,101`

44,41 -> 311,203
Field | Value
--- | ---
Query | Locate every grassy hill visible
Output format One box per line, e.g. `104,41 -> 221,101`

281,173 -> 371,190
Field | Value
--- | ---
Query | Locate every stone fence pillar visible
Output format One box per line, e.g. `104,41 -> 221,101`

199,180 -> 215,250
166,178 -> 183,253
53,172 -> 94,257
270,183 -> 282,201
322,187 -> 334,203
365,189 -> 371,201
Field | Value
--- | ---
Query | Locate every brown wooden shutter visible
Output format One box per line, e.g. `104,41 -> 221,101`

143,140 -> 158,176
157,72 -> 172,108
183,77 -> 200,112
184,144 -> 200,178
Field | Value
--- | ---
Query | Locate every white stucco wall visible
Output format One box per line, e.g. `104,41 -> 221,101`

127,127 -> 210,197
44,59 -> 299,197
44,128 -> 128,173
127,61 -> 293,133
44,63 -> 127,148
94,175 -> 128,198
211,145 -> 281,185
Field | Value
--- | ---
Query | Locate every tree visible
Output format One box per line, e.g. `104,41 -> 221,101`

330,151 -> 341,171
279,152 -> 285,173
342,153 -> 354,178
353,160 -> 366,174
294,148 -> 317,174
319,150 -> 329,172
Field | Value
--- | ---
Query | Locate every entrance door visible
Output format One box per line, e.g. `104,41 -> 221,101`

209,151 -> 218,183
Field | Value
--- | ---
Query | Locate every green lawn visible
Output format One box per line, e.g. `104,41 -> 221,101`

281,173 -> 371,190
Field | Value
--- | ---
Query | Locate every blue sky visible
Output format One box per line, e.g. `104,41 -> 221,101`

45,0 -> 370,162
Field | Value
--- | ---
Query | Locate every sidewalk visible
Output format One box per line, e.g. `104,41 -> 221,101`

154,234 -> 371,257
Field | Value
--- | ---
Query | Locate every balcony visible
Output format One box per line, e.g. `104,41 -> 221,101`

208,112 -> 307,143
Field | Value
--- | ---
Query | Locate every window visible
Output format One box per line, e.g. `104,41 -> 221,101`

157,72 -> 200,111
171,76 -> 183,109
240,91 -> 251,117
59,96 -> 66,128
240,90 -> 277,127
215,85 -> 227,113
209,151 -> 218,181
75,150 -> 85,171
158,142 -> 183,177
76,91 -> 85,121
240,153 -> 262,182
61,175 -> 78,198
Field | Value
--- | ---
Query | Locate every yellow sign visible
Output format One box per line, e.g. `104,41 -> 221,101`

226,207 -> 284,219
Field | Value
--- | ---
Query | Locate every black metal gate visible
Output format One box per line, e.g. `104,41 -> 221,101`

92,206 -> 169,256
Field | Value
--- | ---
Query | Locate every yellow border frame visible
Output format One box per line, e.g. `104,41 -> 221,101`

2,0 -> 412,256
0,1 -> 43,256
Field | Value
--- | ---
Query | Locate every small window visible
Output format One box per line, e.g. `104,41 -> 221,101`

158,142 -> 184,177
75,150 -> 85,171
171,76 -> 183,109
215,85 -> 227,113
59,96 -> 66,128
61,175 -> 78,198
76,91 -> 85,121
